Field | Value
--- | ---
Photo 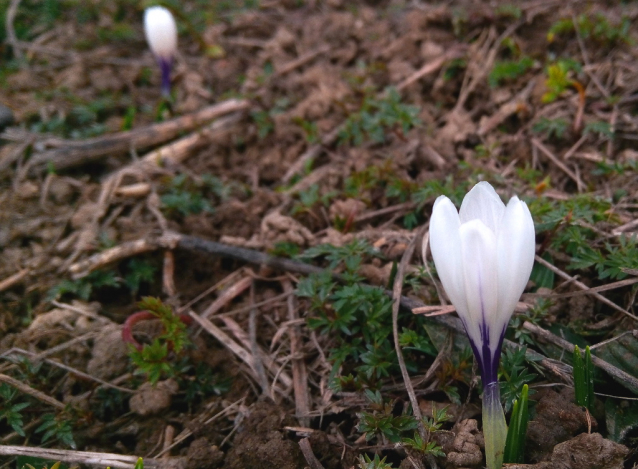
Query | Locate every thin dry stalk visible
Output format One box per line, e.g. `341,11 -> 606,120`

0,268 -> 30,292
391,225 -> 426,438
68,234 -> 180,278
0,446 -> 159,469
188,310 -> 257,374
219,315 -> 293,389
200,276 -> 253,319
531,138 -> 585,192
249,281 -> 271,397
283,278 -> 311,427
523,321 -> 638,394
25,100 -> 248,172
298,438 -> 326,469
534,254 -> 638,321
0,373 -> 65,409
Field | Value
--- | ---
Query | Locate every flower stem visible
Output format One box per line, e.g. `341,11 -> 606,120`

483,381 -> 507,469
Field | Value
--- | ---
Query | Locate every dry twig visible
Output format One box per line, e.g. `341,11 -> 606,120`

0,446 -> 160,469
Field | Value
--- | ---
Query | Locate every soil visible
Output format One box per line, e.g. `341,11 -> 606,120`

1,0 -> 638,468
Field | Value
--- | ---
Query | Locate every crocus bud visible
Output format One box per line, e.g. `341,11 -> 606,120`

144,6 -> 178,97
427,181 -> 535,469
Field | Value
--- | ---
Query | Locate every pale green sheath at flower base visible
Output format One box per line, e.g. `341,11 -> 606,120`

427,182 -> 535,469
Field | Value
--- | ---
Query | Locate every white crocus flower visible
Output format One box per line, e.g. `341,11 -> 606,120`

144,6 -> 178,97
427,181 -> 536,469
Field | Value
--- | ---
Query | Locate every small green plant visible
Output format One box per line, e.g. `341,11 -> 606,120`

495,4 -> 522,19
179,362 -> 231,405
339,87 -> 420,145
542,59 -> 582,103
123,259 -> 157,297
0,383 -> 30,436
291,184 -> 337,216
548,14 -> 632,45
401,405 -> 449,457
160,173 -> 233,217
160,174 -> 214,216
250,97 -> 290,138
47,270 -> 120,301
532,117 -> 569,140
36,412 -> 76,449
499,346 -> 537,413
584,121 -> 614,139
503,384 -> 530,464
292,117 -> 319,144
357,454 -> 395,469
510,298 -> 552,346
126,297 -> 190,385
297,240 -> 433,389
573,345 -> 594,411
357,389 -> 418,443
489,56 -> 534,87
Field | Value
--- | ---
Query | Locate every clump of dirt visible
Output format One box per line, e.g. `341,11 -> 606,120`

526,387 -> 596,462
222,399 -> 305,469
510,432 -> 629,469
129,379 -> 179,416
186,437 -> 225,469
444,419 -> 485,468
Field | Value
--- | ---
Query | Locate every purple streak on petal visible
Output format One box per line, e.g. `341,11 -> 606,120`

461,313 -> 507,388
159,57 -> 172,98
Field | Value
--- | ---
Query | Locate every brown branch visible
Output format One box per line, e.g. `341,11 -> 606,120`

0,373 -> 65,410
0,446 -> 160,469
283,278 -> 311,427
534,254 -> 638,321
523,321 -> 638,395
391,225 -> 427,439
23,98 -> 249,172
298,438 -> 326,469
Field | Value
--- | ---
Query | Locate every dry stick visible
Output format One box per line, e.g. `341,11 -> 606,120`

5,0 -> 23,60
177,235 -> 327,278
298,438 -> 326,469
200,275 -> 253,319
0,373 -> 65,409
396,47 -> 465,91
391,225 -> 427,439
281,125 -> 342,184
477,79 -> 535,136
275,44 -> 331,76
0,446 -> 159,469
219,315 -> 293,389
249,280 -> 271,397
6,348 -> 134,393
528,276 -> 638,299
188,310 -> 257,372
531,138 -> 585,192
25,99 -> 249,172
68,233 -> 180,279
0,268 -> 30,292
283,278 -> 311,427
534,254 -> 638,321
523,321 -> 638,395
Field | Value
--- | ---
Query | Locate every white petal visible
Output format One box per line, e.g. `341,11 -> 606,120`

459,182 -> 505,235
429,196 -> 468,317
459,219 -> 499,349
144,7 -> 177,61
495,197 -> 536,346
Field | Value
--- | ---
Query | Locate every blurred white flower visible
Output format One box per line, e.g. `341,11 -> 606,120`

144,6 -> 177,96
